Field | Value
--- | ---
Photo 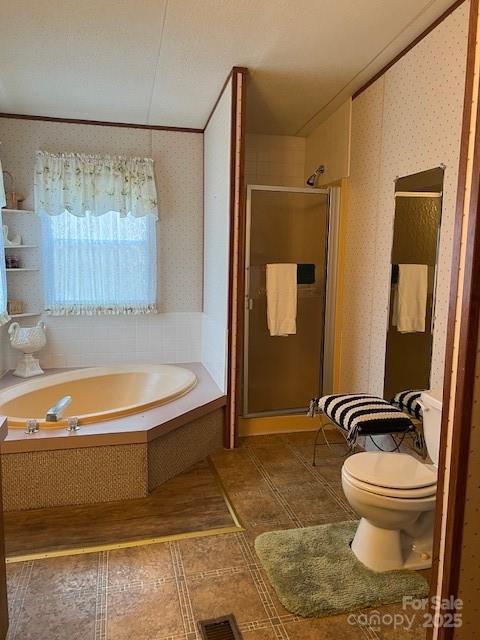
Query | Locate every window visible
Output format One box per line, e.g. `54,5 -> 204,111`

35,150 -> 159,316
41,211 -> 157,315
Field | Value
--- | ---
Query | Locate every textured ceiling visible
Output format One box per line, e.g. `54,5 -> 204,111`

0,0 -> 459,135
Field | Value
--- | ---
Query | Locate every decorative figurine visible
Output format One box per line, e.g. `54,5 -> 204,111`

8,321 -> 47,378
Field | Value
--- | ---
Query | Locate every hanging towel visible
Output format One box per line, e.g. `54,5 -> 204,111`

266,263 -> 297,336
392,264 -> 428,333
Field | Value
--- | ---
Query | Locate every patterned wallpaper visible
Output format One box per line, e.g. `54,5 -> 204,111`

0,118 -> 204,369
340,2 -> 469,396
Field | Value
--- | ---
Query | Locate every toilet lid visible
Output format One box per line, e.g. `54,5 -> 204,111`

342,468 -> 437,499
343,452 -> 437,490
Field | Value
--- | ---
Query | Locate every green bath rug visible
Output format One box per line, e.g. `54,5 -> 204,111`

254,520 -> 429,618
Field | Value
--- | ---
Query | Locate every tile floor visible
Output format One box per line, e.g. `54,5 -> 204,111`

5,432 -> 429,639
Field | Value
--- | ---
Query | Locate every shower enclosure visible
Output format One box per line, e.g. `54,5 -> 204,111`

243,185 -> 339,416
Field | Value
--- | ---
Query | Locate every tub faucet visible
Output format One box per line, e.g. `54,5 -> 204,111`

46,395 -> 72,422
25,419 -> 39,434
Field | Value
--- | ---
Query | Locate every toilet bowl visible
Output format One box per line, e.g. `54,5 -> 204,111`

341,389 -> 442,572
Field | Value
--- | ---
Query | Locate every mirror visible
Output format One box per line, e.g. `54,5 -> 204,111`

383,167 -> 444,401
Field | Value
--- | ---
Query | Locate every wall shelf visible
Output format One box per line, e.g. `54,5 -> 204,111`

1,208 -> 34,215
9,312 -> 41,319
4,245 -> 37,250
6,268 -> 39,272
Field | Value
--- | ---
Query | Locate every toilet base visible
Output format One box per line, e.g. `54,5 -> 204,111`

351,518 -> 433,572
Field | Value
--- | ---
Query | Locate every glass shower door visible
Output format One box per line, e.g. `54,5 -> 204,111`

243,187 -> 330,416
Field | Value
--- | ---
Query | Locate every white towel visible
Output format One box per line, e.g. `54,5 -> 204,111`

266,263 -> 297,336
392,264 -> 428,333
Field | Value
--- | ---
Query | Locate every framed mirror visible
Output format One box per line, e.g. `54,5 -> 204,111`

383,167 -> 444,401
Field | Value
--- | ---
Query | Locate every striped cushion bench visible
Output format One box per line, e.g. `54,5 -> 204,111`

391,390 -> 424,420
318,394 -> 415,446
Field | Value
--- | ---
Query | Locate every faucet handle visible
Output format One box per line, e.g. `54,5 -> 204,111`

25,419 -> 39,434
66,417 -> 80,432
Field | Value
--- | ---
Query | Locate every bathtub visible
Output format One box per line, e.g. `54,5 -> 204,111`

0,364 -> 197,429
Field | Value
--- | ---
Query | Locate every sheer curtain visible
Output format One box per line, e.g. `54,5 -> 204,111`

35,151 -> 159,316
0,160 -> 9,325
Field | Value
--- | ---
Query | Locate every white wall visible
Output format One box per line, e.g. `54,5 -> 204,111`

245,134 -> 305,187
305,100 -> 351,185
0,118 -> 204,369
340,1 -> 469,395
202,81 -> 233,391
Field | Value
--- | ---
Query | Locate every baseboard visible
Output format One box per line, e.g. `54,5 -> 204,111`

239,414 -> 326,437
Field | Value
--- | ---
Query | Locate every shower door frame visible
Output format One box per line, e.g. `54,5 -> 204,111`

242,184 -> 338,418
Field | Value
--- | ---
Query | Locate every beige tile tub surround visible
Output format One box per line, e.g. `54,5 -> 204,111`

1,409 -> 224,511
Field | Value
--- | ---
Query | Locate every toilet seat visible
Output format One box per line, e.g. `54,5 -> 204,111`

342,452 -> 437,499
342,468 -> 437,499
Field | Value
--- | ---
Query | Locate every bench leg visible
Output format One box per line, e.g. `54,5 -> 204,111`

312,420 -> 354,466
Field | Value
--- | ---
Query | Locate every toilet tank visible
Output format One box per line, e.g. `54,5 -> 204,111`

420,390 -> 443,466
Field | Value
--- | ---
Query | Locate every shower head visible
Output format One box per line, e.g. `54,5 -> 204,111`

306,165 -> 326,187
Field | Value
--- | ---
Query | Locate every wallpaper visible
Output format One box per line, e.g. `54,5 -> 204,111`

341,1 -> 469,396
0,118 -> 204,368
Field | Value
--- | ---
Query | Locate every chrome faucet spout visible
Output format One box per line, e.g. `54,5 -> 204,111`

46,395 -> 72,422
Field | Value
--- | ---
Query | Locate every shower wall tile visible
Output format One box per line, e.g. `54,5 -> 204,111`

0,117 -> 204,368
245,134 -> 305,188
341,1 -> 469,395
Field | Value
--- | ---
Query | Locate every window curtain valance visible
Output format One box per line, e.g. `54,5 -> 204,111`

34,151 -> 159,219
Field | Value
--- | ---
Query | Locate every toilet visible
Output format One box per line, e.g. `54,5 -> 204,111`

341,389 -> 442,572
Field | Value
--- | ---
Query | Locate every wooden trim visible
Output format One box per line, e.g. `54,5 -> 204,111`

203,66 -> 248,131
0,68 -> 251,134
232,72 -> 248,449
225,68 -> 248,448
225,69 -> 245,448
427,0 -> 479,637
446,116 -> 480,636
0,112 -> 203,134
224,72 -> 239,448
353,0 -> 467,100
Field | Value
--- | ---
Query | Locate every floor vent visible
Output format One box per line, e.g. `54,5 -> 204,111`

198,614 -> 243,640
